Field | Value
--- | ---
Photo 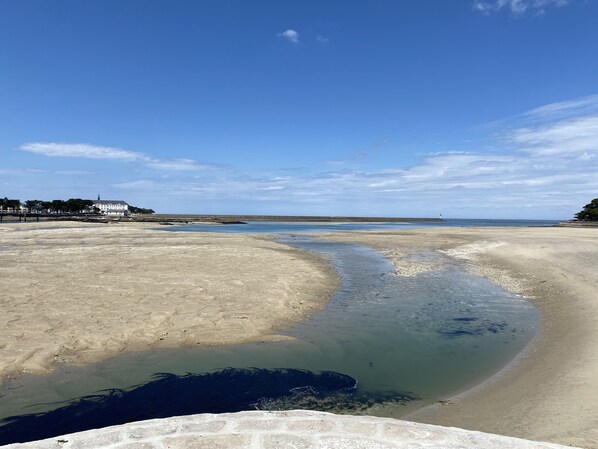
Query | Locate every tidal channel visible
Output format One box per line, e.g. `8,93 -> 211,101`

0,236 -> 539,443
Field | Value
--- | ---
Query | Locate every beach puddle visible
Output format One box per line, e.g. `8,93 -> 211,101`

0,237 -> 539,444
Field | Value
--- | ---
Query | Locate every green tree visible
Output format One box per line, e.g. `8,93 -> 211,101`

129,205 -> 155,214
1,198 -> 21,211
25,200 -> 43,212
575,198 -> 598,221
50,200 -> 65,213
64,198 -> 93,214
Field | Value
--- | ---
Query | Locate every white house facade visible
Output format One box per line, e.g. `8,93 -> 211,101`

93,200 -> 129,216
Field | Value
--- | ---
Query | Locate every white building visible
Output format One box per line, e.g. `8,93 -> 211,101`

93,200 -> 129,216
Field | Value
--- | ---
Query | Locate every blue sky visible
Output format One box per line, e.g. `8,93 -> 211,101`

1,0 -> 597,218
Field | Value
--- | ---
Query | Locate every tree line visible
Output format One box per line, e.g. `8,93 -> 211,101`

1,197 -> 154,214
576,198 -> 598,221
1,197 -> 97,214
128,205 -> 155,214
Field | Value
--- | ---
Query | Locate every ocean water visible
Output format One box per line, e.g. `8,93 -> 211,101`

0,237 -> 539,444
163,218 -> 559,234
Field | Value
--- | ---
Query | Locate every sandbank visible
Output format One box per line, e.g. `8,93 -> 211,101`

328,227 -> 598,448
0,222 -> 337,382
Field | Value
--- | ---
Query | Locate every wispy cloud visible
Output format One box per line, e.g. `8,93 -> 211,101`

20,142 -> 147,161
278,29 -> 299,43
55,170 -> 94,175
327,140 -> 388,166
509,115 -> 598,155
112,179 -> 160,190
523,94 -> 598,120
145,158 -> 211,171
19,142 -> 210,172
473,0 -> 570,15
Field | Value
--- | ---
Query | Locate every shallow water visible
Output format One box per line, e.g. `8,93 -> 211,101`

0,237 -> 539,436
164,218 -> 559,234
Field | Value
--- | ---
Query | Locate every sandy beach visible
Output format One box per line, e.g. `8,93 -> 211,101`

0,222 -> 337,381
328,227 -> 598,448
1,223 -> 597,448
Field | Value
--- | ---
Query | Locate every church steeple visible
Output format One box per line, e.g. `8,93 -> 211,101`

97,194 -> 100,201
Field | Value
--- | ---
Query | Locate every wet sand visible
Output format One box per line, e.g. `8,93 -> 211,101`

329,227 -> 598,449
0,222 -> 337,382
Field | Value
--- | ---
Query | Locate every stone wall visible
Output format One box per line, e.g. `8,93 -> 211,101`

4,411 -> 579,449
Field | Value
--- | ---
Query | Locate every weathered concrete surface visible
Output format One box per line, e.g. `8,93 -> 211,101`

4,411 -> 579,449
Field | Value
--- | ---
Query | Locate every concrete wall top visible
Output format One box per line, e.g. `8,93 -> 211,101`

3,410 -> 579,449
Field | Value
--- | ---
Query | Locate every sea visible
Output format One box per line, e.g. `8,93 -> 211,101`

163,218 -> 560,234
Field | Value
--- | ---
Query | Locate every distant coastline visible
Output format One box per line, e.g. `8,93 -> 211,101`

0,213 -> 444,224
555,220 -> 598,228
125,214 -> 444,223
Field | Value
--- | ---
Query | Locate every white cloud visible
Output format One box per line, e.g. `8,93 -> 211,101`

112,179 -> 159,190
0,167 -> 95,176
55,170 -> 93,175
19,142 -> 211,172
278,29 -> 299,43
258,186 -> 285,191
316,35 -> 329,43
509,115 -> 598,155
524,94 -> 598,120
579,152 -> 594,161
107,137 -> 597,216
145,158 -> 210,171
20,142 -> 148,161
473,0 -> 570,15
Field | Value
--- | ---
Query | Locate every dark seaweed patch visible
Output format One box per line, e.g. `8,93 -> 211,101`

438,320 -> 511,339
254,388 -> 417,414
440,329 -> 477,337
0,368 -> 417,445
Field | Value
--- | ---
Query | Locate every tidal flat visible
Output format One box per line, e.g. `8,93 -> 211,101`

0,222 -> 596,448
